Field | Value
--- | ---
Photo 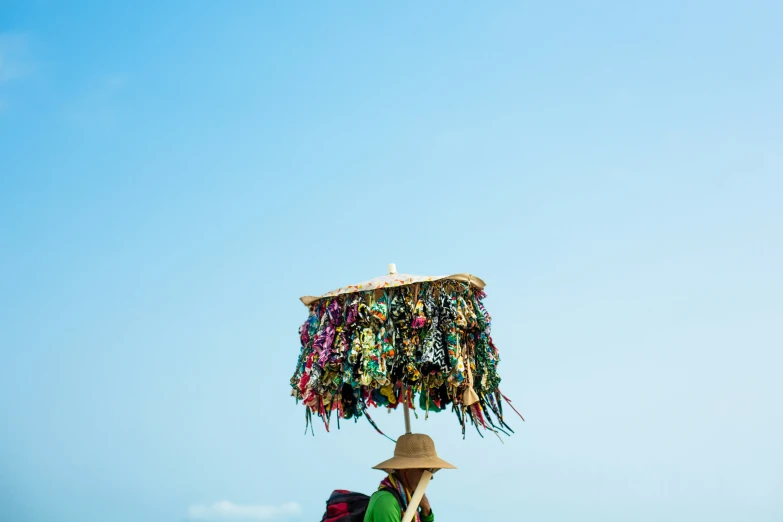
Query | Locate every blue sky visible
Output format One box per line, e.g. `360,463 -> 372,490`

1,2 -> 782,521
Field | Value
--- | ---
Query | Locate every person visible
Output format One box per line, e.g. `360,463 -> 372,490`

364,433 -> 456,522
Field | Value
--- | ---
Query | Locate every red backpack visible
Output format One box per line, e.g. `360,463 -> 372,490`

320,488 -> 403,522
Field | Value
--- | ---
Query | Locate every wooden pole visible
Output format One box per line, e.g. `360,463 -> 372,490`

400,470 -> 433,522
403,384 -> 411,434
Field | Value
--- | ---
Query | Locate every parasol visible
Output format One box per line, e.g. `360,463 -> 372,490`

291,264 -> 524,437
291,264 -> 523,522
291,264 -> 523,439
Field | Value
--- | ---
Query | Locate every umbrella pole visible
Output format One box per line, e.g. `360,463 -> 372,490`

403,384 -> 411,434
401,470 -> 433,522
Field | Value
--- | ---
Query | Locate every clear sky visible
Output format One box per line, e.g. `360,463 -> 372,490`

1,2 -> 782,521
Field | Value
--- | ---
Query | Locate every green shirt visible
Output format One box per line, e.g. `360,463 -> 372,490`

364,490 -> 435,522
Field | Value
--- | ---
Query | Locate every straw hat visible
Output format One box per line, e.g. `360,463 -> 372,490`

372,433 -> 457,471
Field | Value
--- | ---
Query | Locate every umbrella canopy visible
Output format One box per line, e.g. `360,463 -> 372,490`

300,266 -> 486,306
290,264 -> 522,439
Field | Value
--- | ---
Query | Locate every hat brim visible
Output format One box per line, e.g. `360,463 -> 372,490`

372,456 -> 457,471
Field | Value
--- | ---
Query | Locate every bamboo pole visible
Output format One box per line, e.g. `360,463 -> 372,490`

400,470 -> 433,522
403,384 -> 411,434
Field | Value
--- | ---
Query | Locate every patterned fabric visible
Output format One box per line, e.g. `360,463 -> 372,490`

379,474 -> 419,522
290,278 -> 522,438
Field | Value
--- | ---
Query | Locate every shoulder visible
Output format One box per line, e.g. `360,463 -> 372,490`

369,489 -> 399,509
366,490 -> 401,522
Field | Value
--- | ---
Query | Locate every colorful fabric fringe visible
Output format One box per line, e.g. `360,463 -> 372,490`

291,280 -> 523,438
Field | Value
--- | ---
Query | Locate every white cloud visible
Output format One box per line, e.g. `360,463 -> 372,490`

63,73 -> 129,127
0,33 -> 32,84
187,501 -> 302,521
104,73 -> 128,89
0,32 -> 32,112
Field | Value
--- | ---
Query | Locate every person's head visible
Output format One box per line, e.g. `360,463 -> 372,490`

396,468 -> 428,491
372,433 -> 456,488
